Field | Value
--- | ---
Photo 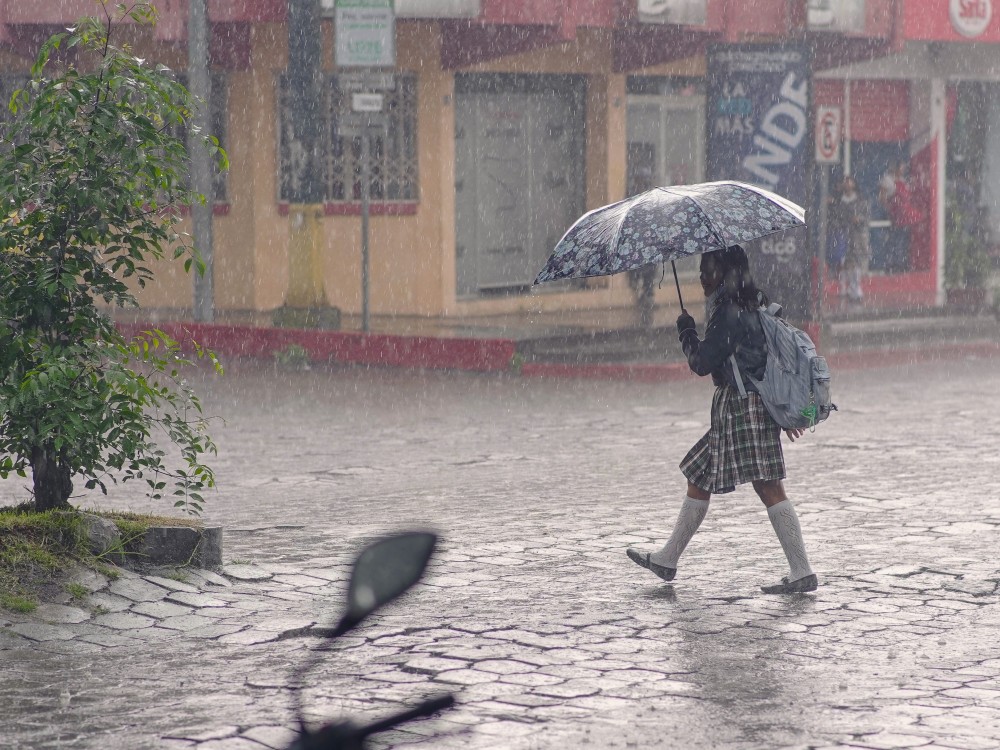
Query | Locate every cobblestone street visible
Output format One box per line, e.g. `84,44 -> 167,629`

4,356 -> 1000,750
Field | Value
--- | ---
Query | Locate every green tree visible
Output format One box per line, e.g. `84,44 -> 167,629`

0,2 -> 227,513
945,198 -> 990,291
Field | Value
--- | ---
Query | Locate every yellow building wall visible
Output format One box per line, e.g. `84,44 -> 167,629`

129,21 -> 448,320
19,19 -> 703,327
124,35 -> 259,316
237,21 -> 450,319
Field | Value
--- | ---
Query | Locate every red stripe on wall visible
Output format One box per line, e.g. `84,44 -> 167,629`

116,322 -> 519,373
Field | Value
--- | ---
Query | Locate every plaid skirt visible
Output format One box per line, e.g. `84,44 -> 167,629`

680,385 -> 785,495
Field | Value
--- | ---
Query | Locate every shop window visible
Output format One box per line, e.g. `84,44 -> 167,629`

277,73 -> 418,204
626,76 -> 705,98
844,141 -> 911,274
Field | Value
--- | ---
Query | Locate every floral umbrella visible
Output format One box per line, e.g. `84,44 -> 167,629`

533,181 -> 806,307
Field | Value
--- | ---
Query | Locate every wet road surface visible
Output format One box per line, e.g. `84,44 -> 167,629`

3,357 -> 1000,749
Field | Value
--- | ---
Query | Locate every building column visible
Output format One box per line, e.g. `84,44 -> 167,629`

931,77 -> 947,306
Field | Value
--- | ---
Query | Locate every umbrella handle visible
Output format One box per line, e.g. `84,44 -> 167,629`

671,261 -> 685,312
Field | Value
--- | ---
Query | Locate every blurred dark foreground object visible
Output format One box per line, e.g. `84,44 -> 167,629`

287,532 -> 455,750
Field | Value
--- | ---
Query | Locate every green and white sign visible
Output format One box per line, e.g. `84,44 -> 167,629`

335,0 -> 395,68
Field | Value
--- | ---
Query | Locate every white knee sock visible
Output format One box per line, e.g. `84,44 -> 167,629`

650,495 -> 710,568
766,500 -> 814,581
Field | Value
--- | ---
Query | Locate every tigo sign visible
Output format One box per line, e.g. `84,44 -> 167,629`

950,0 -> 992,37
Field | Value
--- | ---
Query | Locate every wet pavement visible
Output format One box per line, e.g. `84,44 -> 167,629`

3,356 -> 1000,749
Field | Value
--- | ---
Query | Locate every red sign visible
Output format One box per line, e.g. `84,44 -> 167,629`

952,0 -> 992,36
815,106 -> 842,164
903,0 -> 998,42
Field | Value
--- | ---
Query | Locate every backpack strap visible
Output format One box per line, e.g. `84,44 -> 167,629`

729,355 -> 748,399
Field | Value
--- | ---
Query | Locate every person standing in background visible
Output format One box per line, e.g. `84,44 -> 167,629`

831,175 -> 871,304
880,161 -> 920,273
878,160 -> 898,215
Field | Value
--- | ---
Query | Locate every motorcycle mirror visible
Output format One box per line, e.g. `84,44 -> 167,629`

289,531 -> 439,734
344,532 -> 436,629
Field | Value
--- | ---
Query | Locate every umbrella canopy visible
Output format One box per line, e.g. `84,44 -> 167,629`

533,181 -> 805,286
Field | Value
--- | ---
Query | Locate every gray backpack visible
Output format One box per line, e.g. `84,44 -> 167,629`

729,303 -> 835,430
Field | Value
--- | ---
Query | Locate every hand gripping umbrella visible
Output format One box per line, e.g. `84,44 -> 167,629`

533,181 -> 806,311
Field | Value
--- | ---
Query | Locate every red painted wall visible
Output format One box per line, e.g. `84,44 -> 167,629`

116,322 -> 518,373
901,0 -> 1000,43
814,80 -> 910,142
723,0 -> 793,40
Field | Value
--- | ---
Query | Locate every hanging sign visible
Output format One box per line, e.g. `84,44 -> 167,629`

950,0 -> 992,37
352,92 -> 384,112
335,0 -> 395,68
815,105 -> 842,164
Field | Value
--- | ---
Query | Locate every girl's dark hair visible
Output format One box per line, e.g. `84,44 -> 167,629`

718,245 -> 769,311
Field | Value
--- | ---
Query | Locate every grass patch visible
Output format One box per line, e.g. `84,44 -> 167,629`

65,582 -> 89,600
0,505 -> 85,611
0,505 -> 205,613
98,510 -> 204,529
94,563 -> 121,581
0,594 -> 36,613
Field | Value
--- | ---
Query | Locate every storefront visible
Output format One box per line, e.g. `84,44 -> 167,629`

813,76 -> 939,308
815,0 -> 1000,309
5,0 -> 946,329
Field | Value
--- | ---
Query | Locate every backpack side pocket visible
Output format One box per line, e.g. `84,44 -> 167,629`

811,356 -> 832,421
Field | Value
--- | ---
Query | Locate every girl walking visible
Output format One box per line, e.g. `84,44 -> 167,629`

627,245 -> 818,594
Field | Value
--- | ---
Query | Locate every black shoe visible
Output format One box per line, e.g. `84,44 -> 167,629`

626,548 -> 676,582
760,574 -> 818,594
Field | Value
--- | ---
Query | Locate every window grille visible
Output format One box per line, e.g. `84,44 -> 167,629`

278,73 -> 418,203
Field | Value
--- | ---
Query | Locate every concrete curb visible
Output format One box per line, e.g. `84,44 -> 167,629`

829,340 -> 1000,370
141,526 -> 223,568
117,321 -> 999,380
116,321 -> 518,373
81,515 -> 224,569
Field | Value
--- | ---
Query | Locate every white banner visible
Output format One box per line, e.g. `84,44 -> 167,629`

637,0 -> 707,25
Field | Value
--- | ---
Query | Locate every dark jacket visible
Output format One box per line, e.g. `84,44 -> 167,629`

679,293 -> 767,392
